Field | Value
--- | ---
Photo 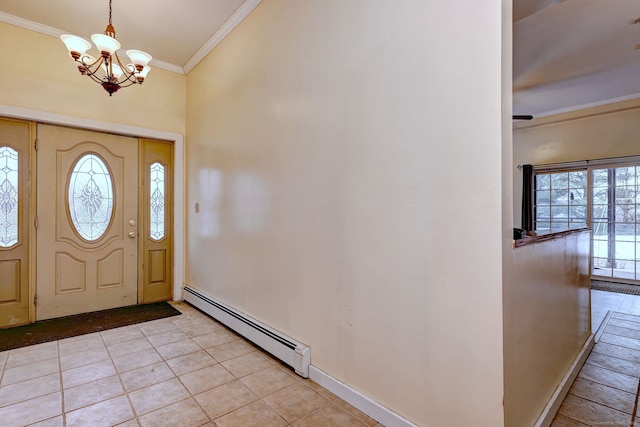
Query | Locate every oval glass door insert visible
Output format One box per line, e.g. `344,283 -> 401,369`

68,153 -> 114,241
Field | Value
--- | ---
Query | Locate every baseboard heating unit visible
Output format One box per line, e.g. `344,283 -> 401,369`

183,285 -> 311,378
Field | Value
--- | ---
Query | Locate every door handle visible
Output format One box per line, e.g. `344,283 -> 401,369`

128,232 -> 136,238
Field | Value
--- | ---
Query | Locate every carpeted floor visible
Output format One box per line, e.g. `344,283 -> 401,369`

592,279 -> 640,296
0,302 -> 181,352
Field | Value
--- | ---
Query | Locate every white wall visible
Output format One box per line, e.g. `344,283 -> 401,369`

186,1 -> 507,425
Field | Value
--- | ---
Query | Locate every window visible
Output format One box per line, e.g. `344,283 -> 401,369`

149,162 -> 165,241
0,146 -> 19,247
68,153 -> 114,241
534,170 -> 587,232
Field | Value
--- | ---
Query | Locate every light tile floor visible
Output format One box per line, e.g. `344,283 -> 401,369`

0,302 -> 382,427
551,290 -> 640,426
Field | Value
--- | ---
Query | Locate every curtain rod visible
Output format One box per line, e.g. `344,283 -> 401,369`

516,154 -> 640,172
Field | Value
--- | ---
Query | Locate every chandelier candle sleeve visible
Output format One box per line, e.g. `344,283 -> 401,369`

59,0 -> 152,95
91,34 -> 121,56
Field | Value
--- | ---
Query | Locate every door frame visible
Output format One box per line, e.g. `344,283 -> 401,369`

0,105 -> 185,323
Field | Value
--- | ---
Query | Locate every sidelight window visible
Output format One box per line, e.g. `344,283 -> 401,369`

149,162 -> 165,241
0,146 -> 19,247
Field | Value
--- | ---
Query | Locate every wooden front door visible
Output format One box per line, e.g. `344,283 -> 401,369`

36,124 -> 139,320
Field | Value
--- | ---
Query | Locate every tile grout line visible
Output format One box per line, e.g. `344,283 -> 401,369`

56,340 -> 67,427
632,377 -> 640,427
103,325 -> 139,426
169,317 -> 217,426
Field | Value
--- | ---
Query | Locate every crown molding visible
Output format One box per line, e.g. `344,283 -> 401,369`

149,59 -> 185,75
532,92 -> 640,119
183,0 -> 262,73
0,10 -> 61,37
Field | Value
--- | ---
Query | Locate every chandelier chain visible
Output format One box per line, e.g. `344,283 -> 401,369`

108,0 -> 112,26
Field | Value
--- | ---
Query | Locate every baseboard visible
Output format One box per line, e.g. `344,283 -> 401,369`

309,365 -> 419,427
183,285 -> 310,377
594,310 -> 613,343
533,333 -> 595,427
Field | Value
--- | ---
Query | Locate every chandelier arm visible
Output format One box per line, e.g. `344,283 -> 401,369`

80,69 -> 109,85
75,57 -> 110,84
115,79 -> 140,89
79,55 -> 102,69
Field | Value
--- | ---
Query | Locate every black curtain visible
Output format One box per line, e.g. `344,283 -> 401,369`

521,164 -> 534,231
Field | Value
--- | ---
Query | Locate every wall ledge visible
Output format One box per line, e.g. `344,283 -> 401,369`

309,366 -> 419,427
514,227 -> 590,248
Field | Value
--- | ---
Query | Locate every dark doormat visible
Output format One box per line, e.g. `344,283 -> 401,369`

0,302 -> 181,352
592,279 -> 640,296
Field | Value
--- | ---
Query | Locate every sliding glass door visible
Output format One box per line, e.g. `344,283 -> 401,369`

592,166 -> 640,279
534,163 -> 640,282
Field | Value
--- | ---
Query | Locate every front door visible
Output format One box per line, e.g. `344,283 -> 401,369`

36,124 -> 139,320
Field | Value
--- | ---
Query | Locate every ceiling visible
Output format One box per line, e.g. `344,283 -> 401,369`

514,0 -> 640,117
0,0 -> 639,118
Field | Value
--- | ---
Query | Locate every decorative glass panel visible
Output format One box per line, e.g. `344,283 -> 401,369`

68,154 -> 114,241
150,162 -> 165,240
0,146 -> 19,247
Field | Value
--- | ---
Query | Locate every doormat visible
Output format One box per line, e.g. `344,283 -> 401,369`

0,302 -> 181,352
592,279 -> 640,296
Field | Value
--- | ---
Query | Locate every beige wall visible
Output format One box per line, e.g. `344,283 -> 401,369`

504,231 -> 591,426
513,99 -> 640,224
0,22 -> 186,135
186,1 -> 507,425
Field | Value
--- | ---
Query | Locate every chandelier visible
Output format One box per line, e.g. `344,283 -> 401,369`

60,0 -> 152,96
